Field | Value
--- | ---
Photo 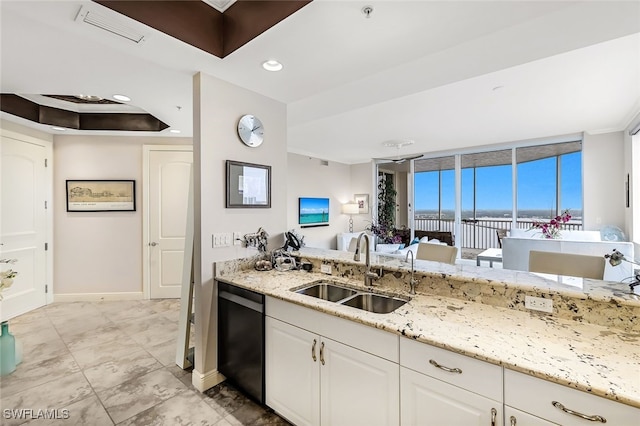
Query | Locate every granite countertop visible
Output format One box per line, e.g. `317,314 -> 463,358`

216,249 -> 640,409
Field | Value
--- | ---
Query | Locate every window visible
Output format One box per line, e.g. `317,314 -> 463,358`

413,140 -> 583,250
516,141 -> 582,224
414,156 -> 455,233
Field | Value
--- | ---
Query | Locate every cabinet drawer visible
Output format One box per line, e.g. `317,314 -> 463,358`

266,296 -> 399,362
400,337 -> 502,402
505,369 -> 640,425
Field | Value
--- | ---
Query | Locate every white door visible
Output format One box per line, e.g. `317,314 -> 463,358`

0,135 -> 48,320
265,317 -> 320,426
321,337 -> 399,426
400,367 -> 502,426
145,147 -> 192,299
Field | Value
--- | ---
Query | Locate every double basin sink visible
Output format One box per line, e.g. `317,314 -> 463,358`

293,280 -> 409,314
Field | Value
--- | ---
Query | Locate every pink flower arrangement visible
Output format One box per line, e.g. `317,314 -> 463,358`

529,210 -> 572,239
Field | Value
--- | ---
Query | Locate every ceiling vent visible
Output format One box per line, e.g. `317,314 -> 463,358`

202,0 -> 237,13
75,6 -> 146,44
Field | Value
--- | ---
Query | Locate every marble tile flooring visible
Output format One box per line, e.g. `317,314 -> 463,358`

0,300 -> 288,425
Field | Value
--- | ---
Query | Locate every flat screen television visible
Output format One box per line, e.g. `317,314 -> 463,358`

299,197 -> 330,227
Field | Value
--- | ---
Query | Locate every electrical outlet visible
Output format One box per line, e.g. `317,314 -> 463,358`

525,295 -> 553,313
320,264 -> 332,274
233,232 -> 242,246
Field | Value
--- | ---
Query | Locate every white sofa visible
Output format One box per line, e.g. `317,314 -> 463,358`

502,229 -> 634,282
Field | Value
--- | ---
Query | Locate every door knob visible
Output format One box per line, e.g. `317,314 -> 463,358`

149,242 -> 158,246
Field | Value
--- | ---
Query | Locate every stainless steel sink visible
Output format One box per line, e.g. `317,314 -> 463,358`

340,293 -> 408,314
293,281 -> 409,314
295,281 -> 358,302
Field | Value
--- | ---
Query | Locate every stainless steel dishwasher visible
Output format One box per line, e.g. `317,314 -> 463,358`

217,281 -> 265,404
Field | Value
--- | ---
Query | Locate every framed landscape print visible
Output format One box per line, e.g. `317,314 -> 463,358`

226,160 -> 271,208
66,180 -> 136,212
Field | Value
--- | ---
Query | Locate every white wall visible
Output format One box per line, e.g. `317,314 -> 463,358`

582,131 -> 626,232
1,119 -> 53,143
53,135 -> 191,296
286,153 -> 353,249
624,113 -> 639,251
351,161 -> 375,232
193,72 -> 287,379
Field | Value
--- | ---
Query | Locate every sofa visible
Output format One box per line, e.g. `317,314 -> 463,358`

502,228 -> 634,282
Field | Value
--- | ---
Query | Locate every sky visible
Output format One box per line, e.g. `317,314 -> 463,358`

414,152 -> 582,214
299,197 -> 330,213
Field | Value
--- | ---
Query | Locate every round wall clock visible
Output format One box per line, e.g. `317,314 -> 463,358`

237,114 -> 264,147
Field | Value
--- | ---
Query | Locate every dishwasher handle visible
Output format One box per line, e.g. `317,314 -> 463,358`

219,290 -> 264,313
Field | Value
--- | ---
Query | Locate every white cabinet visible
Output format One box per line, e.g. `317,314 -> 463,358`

401,367 -> 502,426
505,369 -> 640,425
504,406 -> 556,426
266,316 -> 319,426
400,338 -> 503,426
320,336 -> 399,426
265,298 -> 399,426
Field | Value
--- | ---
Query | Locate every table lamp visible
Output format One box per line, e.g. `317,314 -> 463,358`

342,202 -> 359,232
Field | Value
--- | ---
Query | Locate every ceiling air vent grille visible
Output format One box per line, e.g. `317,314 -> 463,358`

75,6 -> 146,44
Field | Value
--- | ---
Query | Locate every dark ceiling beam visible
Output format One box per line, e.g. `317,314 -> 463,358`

0,94 -> 169,132
94,0 -> 312,58
94,1 -> 225,57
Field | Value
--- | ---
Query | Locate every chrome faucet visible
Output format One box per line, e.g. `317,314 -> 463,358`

405,250 -> 417,295
353,232 -> 380,286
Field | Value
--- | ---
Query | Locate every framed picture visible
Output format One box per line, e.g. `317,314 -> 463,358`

66,180 -> 135,212
226,160 -> 271,208
354,193 -> 369,214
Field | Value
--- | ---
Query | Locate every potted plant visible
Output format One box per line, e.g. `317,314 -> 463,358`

367,175 -> 403,245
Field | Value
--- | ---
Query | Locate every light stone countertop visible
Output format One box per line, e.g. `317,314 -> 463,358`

215,248 -> 640,409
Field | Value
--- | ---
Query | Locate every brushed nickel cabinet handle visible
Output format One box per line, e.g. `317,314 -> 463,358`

429,359 -> 462,374
320,342 -> 325,365
551,401 -> 606,423
510,415 -> 516,426
311,339 -> 317,362
490,408 -> 497,426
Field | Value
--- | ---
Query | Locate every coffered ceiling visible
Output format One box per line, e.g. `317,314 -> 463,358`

1,1 -> 639,164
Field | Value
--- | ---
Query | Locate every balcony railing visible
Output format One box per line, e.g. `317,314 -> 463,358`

414,218 -> 583,250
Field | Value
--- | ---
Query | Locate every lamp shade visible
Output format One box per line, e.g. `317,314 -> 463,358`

342,202 -> 359,215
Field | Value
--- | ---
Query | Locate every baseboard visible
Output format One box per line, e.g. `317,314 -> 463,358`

192,368 -> 225,393
52,292 -> 145,302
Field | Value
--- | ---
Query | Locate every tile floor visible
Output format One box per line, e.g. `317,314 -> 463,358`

0,299 -> 289,425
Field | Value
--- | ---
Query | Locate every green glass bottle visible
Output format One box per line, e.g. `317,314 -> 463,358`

0,321 -> 16,376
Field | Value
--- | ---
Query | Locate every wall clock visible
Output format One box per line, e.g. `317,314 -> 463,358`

237,114 -> 264,147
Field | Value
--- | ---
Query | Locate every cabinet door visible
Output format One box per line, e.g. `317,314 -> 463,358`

320,337 -> 399,426
400,367 -> 502,426
266,317 -> 320,426
505,369 -> 640,425
504,406 -> 557,426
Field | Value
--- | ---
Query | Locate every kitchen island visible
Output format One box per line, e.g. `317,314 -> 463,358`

214,247 -> 640,424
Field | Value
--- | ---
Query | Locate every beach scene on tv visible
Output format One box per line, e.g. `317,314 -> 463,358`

299,197 -> 330,225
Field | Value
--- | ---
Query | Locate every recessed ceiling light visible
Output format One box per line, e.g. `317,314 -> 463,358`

51,126 -> 66,131
113,94 -> 131,102
262,59 -> 283,72
170,129 -> 181,134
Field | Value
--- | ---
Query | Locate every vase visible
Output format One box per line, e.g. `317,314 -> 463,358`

0,321 -> 16,376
